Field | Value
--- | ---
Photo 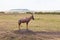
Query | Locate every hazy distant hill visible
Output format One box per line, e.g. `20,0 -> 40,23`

9,9 -> 30,13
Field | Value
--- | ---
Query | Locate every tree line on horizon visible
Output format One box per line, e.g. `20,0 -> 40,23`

0,11 -> 60,15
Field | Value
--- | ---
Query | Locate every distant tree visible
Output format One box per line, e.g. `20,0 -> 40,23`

0,11 -> 5,14
0,11 -> 5,13
26,12 -> 32,14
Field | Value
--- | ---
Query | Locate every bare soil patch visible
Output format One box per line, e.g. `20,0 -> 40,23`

0,29 -> 60,40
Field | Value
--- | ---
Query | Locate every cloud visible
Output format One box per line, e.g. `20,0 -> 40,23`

0,0 -> 60,11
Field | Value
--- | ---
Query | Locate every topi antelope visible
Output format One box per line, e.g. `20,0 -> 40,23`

18,14 -> 34,30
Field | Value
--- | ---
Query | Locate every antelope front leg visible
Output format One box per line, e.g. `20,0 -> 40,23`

18,23 -> 21,30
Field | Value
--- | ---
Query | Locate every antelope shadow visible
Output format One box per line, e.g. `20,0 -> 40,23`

12,29 -> 60,35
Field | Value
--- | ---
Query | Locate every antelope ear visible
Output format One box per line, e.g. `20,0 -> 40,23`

30,12 -> 34,16
31,13 -> 33,15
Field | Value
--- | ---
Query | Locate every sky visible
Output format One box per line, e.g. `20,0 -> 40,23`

0,0 -> 60,11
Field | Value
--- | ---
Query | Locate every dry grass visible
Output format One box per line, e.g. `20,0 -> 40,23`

0,14 -> 60,40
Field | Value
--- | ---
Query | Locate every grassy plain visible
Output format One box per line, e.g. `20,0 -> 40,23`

0,14 -> 60,40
